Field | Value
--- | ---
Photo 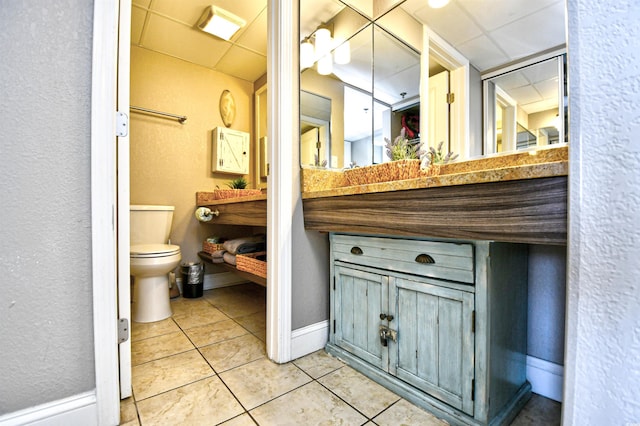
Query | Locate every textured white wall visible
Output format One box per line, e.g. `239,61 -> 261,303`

565,0 -> 640,423
0,0 -> 96,414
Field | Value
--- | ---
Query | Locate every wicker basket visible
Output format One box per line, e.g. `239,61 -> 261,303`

236,251 -> 267,278
212,189 -> 262,200
202,241 -> 224,254
344,159 -> 421,186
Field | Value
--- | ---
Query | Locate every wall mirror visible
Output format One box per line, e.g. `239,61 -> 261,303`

254,83 -> 267,189
300,90 -> 332,167
483,54 -> 567,155
300,0 -> 433,169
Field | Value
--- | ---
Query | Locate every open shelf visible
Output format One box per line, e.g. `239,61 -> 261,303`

197,251 -> 266,287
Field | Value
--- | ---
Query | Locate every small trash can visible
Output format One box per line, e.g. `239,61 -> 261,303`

181,261 -> 204,298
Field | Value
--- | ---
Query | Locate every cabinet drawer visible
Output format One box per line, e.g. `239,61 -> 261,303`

332,234 -> 474,284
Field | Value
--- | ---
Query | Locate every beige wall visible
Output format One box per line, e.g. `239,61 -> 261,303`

130,46 -> 258,266
301,69 -> 345,168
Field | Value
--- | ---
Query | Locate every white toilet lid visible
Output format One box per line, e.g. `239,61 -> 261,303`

131,244 -> 181,258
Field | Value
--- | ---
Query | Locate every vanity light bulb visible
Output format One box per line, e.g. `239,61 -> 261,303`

317,54 -> 333,75
428,0 -> 449,8
314,26 -> 332,57
334,40 -> 351,65
300,39 -> 315,69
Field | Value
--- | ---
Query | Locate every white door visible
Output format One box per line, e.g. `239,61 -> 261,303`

117,0 -> 132,399
428,70 -> 450,150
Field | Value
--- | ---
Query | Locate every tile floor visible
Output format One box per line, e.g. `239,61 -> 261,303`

121,283 -> 561,426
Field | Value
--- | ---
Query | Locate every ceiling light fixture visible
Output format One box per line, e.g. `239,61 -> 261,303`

428,0 -> 450,8
300,22 -> 351,75
196,6 -> 246,41
300,37 -> 315,69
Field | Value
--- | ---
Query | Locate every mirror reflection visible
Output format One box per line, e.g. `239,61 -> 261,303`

300,91 -> 332,167
300,0 -> 425,169
483,55 -> 566,155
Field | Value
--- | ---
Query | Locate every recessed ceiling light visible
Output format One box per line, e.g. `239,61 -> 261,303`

428,0 -> 450,8
196,6 -> 246,41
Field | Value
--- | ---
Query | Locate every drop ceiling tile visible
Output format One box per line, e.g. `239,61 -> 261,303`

151,0 -> 265,37
456,35 -> 509,72
490,2 -> 566,61
509,85 -> 543,105
216,46 -> 267,82
521,98 -> 558,115
492,70 -> 530,91
131,6 -> 147,45
458,0 -> 559,32
412,2 -> 482,46
236,8 -> 267,55
300,0 -> 347,39
534,78 -> 560,100
143,14 -> 231,69
521,59 -> 560,84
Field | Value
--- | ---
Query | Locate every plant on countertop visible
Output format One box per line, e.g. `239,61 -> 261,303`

384,128 -> 424,161
226,176 -> 248,189
424,141 -> 459,167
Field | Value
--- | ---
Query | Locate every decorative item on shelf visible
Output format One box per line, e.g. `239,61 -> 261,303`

384,128 -> 423,161
236,251 -> 267,278
343,129 -> 423,186
211,177 -> 262,199
420,140 -> 458,177
202,236 -> 226,255
219,89 -> 236,127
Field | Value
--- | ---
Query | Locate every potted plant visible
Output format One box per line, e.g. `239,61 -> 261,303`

344,128 -> 424,186
420,141 -> 459,177
212,177 -> 262,199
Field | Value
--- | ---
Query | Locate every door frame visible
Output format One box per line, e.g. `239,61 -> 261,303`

91,0 -> 296,421
90,0 -> 122,423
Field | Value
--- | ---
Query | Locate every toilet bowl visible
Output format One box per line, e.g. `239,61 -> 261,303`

130,205 -> 181,323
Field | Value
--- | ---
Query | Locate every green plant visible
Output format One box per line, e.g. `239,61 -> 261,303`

226,176 -> 248,189
426,141 -> 458,165
384,128 -> 423,161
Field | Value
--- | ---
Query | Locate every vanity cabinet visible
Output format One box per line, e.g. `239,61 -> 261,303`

328,234 -> 531,426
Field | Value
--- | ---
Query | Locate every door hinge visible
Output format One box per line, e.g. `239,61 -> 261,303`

333,276 -> 336,290
471,379 -> 475,401
118,318 -> 129,343
333,319 -> 336,334
446,92 -> 455,104
471,310 -> 476,333
116,111 -> 129,137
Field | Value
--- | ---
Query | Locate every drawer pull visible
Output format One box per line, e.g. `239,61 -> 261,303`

415,254 -> 435,264
350,246 -> 363,255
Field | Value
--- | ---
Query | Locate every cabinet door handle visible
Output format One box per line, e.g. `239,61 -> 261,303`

415,254 -> 435,264
350,246 -> 363,255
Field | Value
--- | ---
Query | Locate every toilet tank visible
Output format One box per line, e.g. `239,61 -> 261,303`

130,205 -> 175,245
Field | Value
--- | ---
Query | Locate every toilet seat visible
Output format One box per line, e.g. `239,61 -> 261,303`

131,244 -> 181,258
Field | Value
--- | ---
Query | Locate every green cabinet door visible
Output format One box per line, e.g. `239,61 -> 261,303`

390,277 -> 475,416
334,265 -> 389,370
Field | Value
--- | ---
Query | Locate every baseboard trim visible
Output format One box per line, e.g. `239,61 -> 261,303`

526,355 -> 563,402
290,320 -> 329,360
203,272 -> 249,291
0,391 -> 97,426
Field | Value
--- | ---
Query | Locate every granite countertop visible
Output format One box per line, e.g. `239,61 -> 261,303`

301,145 -> 568,199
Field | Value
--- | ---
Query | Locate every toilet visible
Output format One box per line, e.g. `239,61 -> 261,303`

130,205 -> 181,323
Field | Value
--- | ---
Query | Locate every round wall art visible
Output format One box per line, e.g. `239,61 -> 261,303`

219,89 -> 236,127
